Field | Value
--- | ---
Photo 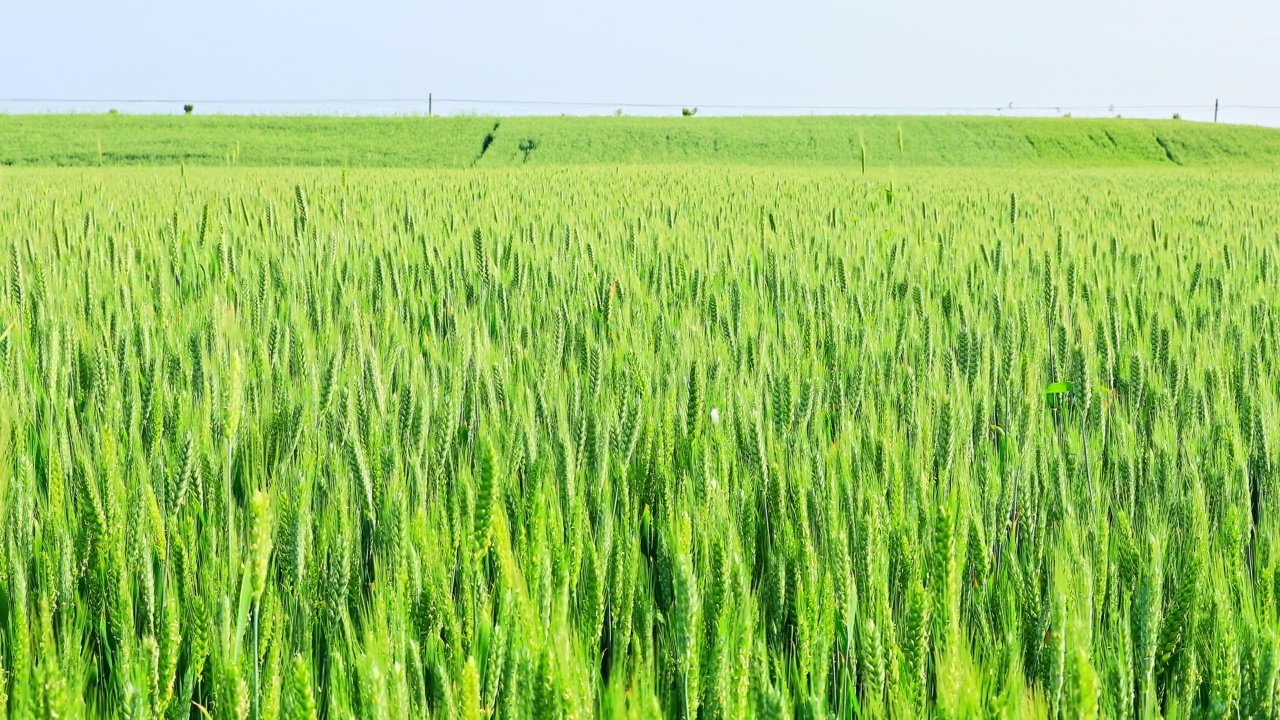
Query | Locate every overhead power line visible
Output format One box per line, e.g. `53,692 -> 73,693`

0,97 -> 1276,112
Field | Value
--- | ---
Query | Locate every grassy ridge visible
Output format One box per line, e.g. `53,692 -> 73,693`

2,114 -> 1280,168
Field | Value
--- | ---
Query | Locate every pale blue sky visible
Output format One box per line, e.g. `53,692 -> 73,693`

3,0 -> 1279,124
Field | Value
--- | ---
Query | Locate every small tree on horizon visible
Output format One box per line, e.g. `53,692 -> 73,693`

184,104 -> 194,115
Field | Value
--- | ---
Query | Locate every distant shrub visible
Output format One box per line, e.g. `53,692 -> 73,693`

519,138 -> 539,162
682,107 -> 698,117
184,104 -> 194,115
107,109 -> 119,115
1173,113 -> 1182,120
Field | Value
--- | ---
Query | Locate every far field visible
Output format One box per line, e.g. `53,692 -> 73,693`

0,117 -> 1277,719
2,114 -> 1280,169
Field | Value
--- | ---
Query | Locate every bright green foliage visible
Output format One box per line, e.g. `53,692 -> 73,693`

3,115 -> 1280,168
0,163 -> 1277,720
282,654 -> 317,720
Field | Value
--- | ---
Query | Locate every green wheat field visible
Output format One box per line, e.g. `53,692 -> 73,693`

0,117 -> 1278,719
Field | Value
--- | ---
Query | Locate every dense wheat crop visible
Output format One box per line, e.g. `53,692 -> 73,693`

0,165 -> 1277,718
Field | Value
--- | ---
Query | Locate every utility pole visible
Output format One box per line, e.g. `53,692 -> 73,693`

1214,99 -> 1219,123
429,93 -> 433,117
